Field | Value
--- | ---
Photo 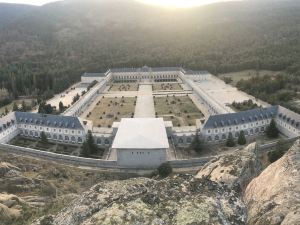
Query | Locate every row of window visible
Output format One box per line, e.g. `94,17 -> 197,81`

19,124 -> 82,135
277,120 -> 300,134
114,74 -> 178,80
207,127 -> 265,142
207,120 -> 270,134
20,130 -> 83,143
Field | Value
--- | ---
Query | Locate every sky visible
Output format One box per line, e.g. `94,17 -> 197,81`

0,0 -> 238,7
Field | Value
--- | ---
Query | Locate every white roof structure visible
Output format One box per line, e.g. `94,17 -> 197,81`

112,118 -> 169,149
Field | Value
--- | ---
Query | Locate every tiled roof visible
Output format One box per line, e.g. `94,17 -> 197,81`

203,106 -> 278,129
15,112 -> 84,130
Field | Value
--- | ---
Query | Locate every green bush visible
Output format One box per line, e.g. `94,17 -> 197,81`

157,162 -> 172,178
237,130 -> 247,145
226,132 -> 235,147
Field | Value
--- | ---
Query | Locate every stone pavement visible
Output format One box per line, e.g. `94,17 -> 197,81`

134,85 -> 155,118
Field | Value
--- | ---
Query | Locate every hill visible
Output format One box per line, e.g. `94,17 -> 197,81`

0,0 -> 299,99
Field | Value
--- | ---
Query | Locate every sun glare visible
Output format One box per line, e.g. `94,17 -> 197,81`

138,0 -> 233,8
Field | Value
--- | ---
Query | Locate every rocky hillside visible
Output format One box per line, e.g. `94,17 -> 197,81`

0,150 -> 136,225
1,141 -> 299,225
31,143 -> 261,225
244,140 -> 300,225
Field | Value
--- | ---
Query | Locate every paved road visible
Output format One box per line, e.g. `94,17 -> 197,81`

134,85 -> 155,118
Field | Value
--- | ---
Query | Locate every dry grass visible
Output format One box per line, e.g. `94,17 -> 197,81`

86,97 -> 136,127
154,95 -> 204,126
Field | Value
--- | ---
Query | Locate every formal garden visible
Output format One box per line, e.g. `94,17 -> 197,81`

152,83 -> 182,91
85,96 -> 136,127
108,83 -> 139,92
154,95 -> 204,126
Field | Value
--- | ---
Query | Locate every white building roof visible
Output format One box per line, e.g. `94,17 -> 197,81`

112,118 -> 169,149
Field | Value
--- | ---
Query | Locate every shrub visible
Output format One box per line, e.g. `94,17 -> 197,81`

237,130 -> 247,145
226,132 -> 235,147
157,162 -> 173,178
266,119 -> 279,138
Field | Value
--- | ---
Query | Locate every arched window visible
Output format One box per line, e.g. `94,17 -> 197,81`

29,131 -> 33,136
261,127 -> 265,132
47,133 -> 51,138
250,129 -> 253,134
222,134 -> 226,140
207,136 -> 212,142
65,136 -> 69,141
71,136 -> 76,142
78,137 -> 82,143
178,138 -> 183,143
59,135 -> 63,141
97,138 -> 102,145
215,135 -> 219,141
25,130 -> 28,136
187,137 -> 192,143
104,139 -> 109,145
255,128 -> 259,133
53,134 -> 57,140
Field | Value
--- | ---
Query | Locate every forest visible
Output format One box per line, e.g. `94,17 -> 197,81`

0,0 -> 299,104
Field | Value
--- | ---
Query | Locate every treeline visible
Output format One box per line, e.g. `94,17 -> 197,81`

236,73 -> 300,113
0,0 -> 299,99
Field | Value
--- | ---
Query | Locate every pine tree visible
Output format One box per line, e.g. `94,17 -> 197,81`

80,131 -> 101,157
266,119 -> 279,138
59,101 -> 64,113
226,132 -> 235,147
40,131 -> 48,144
237,130 -> 247,145
12,102 -> 18,111
190,131 -> 204,153
21,100 -> 26,112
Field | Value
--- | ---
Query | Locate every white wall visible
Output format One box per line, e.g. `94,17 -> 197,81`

116,148 -> 167,168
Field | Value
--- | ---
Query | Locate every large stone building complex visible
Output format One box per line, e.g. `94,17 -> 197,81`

1,66 -> 300,168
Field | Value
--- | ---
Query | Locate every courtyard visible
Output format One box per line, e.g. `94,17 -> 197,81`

154,95 -> 204,126
85,96 -> 136,127
108,83 -> 139,92
152,83 -> 183,91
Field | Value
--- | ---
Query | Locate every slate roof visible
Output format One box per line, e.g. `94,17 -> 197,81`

203,106 -> 278,129
109,66 -> 182,73
14,112 -> 84,130
277,106 -> 300,129
0,112 -> 16,132
82,72 -> 106,77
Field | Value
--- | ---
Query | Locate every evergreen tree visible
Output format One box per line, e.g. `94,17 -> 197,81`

4,107 -> 8,115
80,131 -> 101,157
266,119 -> 279,138
190,131 -> 204,153
40,131 -> 48,144
237,130 -> 247,145
226,132 -> 235,147
12,102 -> 18,111
80,141 -> 91,157
59,101 -> 64,113
157,162 -> 173,178
21,100 -> 26,112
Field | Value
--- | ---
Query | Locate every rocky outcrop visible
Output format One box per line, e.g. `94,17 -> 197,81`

33,175 -> 247,225
244,140 -> 300,225
196,143 -> 262,191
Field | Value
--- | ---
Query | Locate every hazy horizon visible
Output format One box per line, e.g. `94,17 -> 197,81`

0,0 -> 241,7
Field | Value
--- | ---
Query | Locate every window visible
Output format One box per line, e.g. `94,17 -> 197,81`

71,136 -> 76,142
65,136 -> 69,141
215,135 -> 219,141
97,138 -> 101,145
78,137 -> 83,143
